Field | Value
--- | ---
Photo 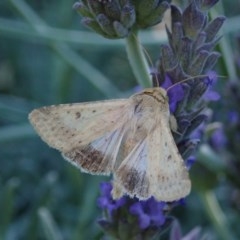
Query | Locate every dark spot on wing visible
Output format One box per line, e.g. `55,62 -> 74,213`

39,107 -> 51,114
118,168 -> 150,198
75,112 -> 81,119
125,168 -> 139,192
63,145 -> 111,174
134,99 -> 143,114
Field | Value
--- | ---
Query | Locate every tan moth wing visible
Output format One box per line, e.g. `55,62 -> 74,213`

112,88 -> 191,201
113,124 -> 191,201
29,99 -> 129,174
149,125 -> 191,201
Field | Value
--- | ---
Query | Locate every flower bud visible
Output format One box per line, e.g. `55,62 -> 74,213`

74,0 -> 170,38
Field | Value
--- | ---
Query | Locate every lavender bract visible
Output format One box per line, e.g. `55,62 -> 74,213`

74,0 -> 170,38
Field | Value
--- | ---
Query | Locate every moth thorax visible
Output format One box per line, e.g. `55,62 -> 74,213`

133,92 -> 169,115
130,101 -> 158,136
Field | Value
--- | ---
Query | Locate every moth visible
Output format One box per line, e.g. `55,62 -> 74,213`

29,87 -> 191,201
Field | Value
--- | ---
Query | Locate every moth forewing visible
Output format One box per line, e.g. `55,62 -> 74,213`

29,99 -> 129,153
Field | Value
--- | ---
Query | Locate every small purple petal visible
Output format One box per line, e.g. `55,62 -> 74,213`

204,90 -> 220,101
228,111 -> 239,125
129,197 -> 166,229
99,182 -> 112,196
129,202 -> 143,215
147,197 -> 164,213
115,197 -> 127,207
97,196 -> 109,208
151,214 -> 165,227
202,71 -> 220,101
146,198 -> 166,226
139,214 -> 151,229
207,70 -> 218,83
130,202 -> 151,229
97,182 -> 127,215
161,75 -> 172,89
210,127 -> 227,150
186,156 -> 196,169
161,75 -> 185,113
190,123 -> 205,139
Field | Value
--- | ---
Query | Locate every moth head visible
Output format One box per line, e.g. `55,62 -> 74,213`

131,87 -> 170,116
142,87 -> 168,105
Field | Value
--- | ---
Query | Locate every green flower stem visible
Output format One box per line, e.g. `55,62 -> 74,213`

38,208 -> 63,240
0,179 -> 18,239
126,31 -> 152,88
200,190 -> 235,240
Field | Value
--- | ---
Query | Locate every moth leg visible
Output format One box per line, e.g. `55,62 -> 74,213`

169,115 -> 183,137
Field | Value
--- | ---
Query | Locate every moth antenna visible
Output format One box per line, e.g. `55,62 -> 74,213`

132,34 -> 160,87
166,73 -> 226,93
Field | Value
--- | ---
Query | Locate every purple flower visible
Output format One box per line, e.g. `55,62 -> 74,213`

204,89 -> 220,101
129,197 -> 166,229
228,111 -> 239,125
97,182 -> 172,239
190,122 -> 205,139
186,156 -> 196,169
161,75 -> 185,113
203,71 -> 220,101
210,127 -> 227,150
97,182 -> 126,216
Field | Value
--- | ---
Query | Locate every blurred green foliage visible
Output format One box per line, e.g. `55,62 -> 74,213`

0,0 -> 240,239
